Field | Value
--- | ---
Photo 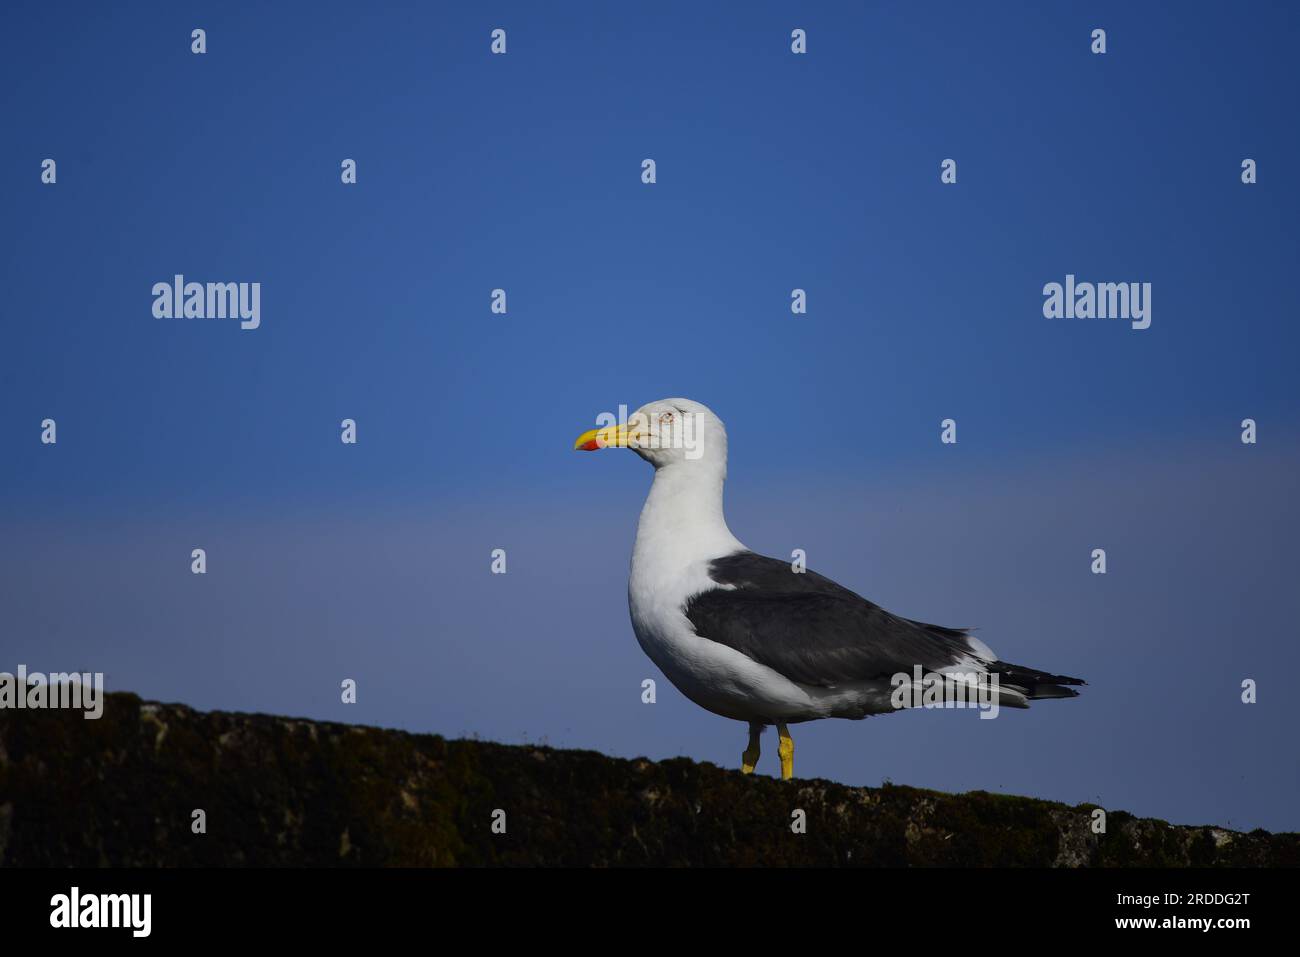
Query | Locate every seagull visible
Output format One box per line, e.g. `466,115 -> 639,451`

575,398 -> 1084,780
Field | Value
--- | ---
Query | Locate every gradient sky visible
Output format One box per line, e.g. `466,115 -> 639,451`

2,2 -> 1298,833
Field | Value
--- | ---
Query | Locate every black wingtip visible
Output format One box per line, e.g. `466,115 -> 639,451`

990,661 -> 1086,700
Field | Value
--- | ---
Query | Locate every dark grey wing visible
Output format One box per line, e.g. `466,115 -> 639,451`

683,551 -> 977,687
685,551 -> 1086,696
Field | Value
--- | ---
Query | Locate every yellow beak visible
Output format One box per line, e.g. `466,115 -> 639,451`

574,423 -> 635,451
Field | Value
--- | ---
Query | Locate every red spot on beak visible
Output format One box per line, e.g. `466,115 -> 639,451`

578,438 -> 601,451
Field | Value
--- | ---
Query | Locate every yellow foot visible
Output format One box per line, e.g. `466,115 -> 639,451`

741,723 -> 762,775
777,723 -> 794,780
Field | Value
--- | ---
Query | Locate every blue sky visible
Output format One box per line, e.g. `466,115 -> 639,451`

2,2 -> 1298,833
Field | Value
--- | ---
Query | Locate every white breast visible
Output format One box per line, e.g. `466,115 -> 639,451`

626,463 -> 827,723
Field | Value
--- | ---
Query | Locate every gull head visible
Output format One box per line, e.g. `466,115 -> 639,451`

574,398 -> 726,471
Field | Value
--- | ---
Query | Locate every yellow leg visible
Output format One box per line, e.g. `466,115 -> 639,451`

777,723 -> 794,780
741,722 -> 762,774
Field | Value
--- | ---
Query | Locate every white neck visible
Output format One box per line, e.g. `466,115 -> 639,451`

631,460 -> 745,575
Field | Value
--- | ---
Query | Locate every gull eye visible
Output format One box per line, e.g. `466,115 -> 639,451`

659,412 -> 674,425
